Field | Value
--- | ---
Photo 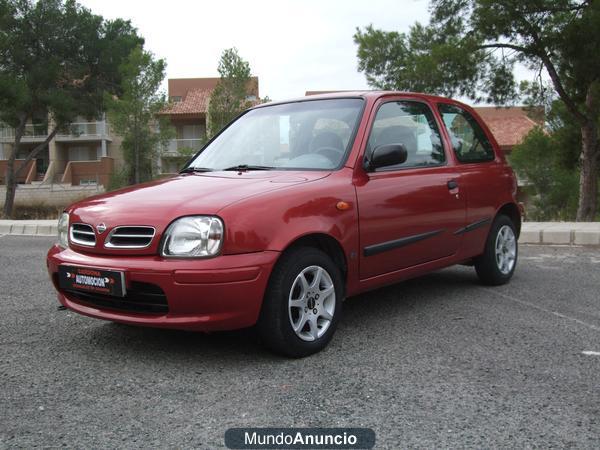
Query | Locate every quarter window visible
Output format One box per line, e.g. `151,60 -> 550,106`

438,104 -> 495,163
367,101 -> 446,170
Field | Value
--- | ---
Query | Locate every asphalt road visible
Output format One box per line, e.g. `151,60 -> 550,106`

1,235 -> 599,449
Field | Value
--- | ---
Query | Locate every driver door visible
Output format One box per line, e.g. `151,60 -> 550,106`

356,99 -> 466,279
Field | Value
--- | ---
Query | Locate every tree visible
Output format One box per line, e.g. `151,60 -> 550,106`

0,0 -> 142,218
511,128 -> 580,220
511,94 -> 599,220
207,48 -> 252,138
163,145 -> 199,171
354,0 -> 600,221
106,47 -> 173,185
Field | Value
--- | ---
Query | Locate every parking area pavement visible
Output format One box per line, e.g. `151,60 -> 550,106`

1,235 -> 599,448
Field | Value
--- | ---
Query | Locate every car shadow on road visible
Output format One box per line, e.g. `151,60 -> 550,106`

93,322 -> 274,361
342,266 -> 480,323
72,266 -> 481,362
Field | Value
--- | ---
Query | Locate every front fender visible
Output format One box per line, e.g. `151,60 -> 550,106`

219,170 -> 358,254
218,170 -> 360,293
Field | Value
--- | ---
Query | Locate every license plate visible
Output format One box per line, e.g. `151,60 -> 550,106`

58,265 -> 126,297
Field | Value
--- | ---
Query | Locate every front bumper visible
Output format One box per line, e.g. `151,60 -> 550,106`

47,245 -> 279,331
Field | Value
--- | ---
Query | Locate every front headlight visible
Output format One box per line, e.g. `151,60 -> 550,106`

57,212 -> 69,248
161,216 -> 224,258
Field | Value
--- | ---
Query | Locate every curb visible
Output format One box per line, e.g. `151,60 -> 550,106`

0,220 -> 58,237
520,222 -> 600,246
1,220 -> 600,246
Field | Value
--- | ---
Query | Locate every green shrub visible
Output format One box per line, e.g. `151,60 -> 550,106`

510,127 -> 580,220
7,202 -> 62,220
107,169 -> 130,191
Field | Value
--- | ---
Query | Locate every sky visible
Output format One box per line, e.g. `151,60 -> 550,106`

78,0 -> 432,101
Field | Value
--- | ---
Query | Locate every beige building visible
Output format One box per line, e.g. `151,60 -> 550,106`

0,77 -> 260,192
0,116 -> 121,187
158,77 -> 259,173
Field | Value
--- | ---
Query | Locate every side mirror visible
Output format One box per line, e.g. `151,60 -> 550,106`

365,143 -> 408,171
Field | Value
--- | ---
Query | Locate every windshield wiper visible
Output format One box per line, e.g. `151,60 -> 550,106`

180,166 -> 214,173
222,164 -> 274,171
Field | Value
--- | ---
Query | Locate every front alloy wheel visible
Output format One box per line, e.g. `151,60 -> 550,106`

258,247 -> 343,357
288,265 -> 336,342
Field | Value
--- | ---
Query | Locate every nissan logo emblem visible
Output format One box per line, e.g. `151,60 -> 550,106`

96,223 -> 107,234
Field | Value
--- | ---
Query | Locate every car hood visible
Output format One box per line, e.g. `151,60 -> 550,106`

68,171 -> 330,231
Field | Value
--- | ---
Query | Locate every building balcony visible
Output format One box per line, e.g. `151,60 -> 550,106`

0,159 -> 36,184
0,121 -> 111,143
56,121 -> 111,142
60,157 -> 114,186
0,124 -> 48,142
163,138 -> 204,156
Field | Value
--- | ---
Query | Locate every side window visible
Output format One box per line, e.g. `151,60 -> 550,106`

438,103 -> 495,163
367,101 -> 445,170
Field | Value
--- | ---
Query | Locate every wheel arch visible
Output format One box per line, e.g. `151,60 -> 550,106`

278,233 -> 348,285
496,202 -> 522,237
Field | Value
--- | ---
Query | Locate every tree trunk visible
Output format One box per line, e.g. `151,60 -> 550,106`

3,124 -> 59,218
134,139 -> 140,184
2,117 -> 27,219
133,119 -> 140,185
15,128 -> 59,178
576,120 -> 599,221
3,151 -> 18,219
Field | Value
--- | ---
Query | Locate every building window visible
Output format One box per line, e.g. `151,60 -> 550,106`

68,146 -> 94,161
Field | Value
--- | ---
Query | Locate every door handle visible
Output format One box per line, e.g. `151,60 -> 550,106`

447,180 -> 459,190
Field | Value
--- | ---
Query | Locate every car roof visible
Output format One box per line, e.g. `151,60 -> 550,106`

251,90 -> 467,109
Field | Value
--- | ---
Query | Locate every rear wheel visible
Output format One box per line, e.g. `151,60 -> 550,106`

257,247 -> 343,357
475,215 -> 518,285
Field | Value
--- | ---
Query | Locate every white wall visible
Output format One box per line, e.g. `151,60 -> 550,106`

0,184 -> 104,207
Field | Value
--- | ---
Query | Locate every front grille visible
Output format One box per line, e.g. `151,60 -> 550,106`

62,281 -> 168,314
70,223 -> 96,246
105,226 -> 155,249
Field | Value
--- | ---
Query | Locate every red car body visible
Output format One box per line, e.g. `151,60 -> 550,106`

47,91 -> 521,332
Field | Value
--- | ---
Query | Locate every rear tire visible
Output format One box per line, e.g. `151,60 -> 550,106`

257,247 -> 343,358
474,215 -> 518,286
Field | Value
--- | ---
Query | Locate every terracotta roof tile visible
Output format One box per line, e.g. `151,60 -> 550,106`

162,88 -> 212,115
474,107 -> 542,149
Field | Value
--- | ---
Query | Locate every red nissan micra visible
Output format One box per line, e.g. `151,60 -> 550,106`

47,92 -> 521,357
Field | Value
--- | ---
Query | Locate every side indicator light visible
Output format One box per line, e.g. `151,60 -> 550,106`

336,201 -> 351,211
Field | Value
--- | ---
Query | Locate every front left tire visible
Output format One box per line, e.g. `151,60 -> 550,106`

257,247 -> 343,357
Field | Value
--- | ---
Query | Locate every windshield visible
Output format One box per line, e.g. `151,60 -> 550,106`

186,98 -> 364,171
